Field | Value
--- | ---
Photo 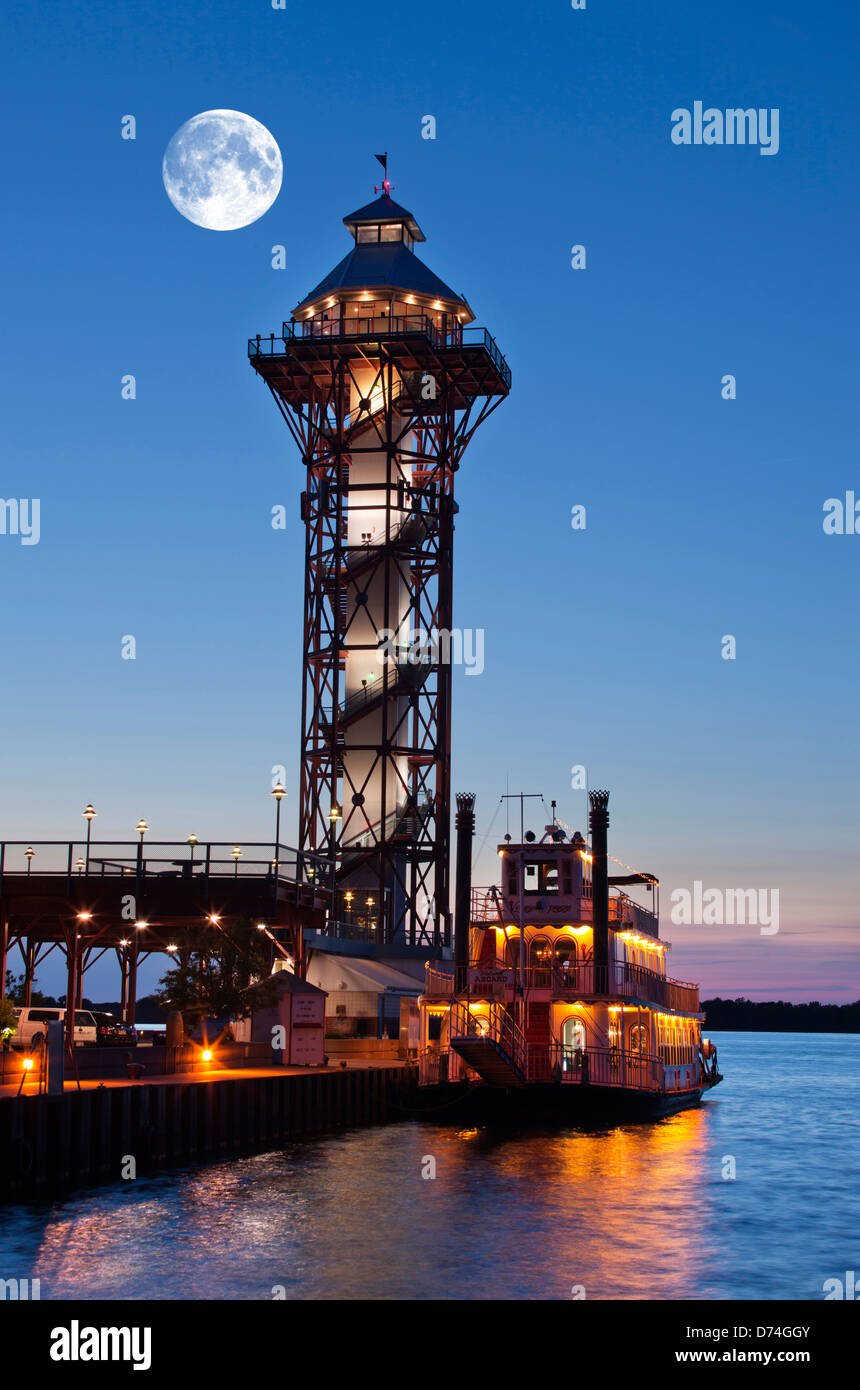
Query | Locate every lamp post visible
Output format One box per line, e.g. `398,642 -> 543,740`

328,806 -> 341,924
76,857 -> 85,876
188,834 -> 198,865
232,845 -> 242,878
82,804 -> 96,873
135,818 -> 148,884
25,846 -> 34,876
271,783 -> 286,872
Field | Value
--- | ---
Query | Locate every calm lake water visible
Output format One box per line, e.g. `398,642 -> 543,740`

3,1033 -> 858,1300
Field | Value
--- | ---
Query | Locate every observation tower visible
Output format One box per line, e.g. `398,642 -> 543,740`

249,173 -> 510,950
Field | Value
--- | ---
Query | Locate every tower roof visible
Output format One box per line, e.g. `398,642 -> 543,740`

293,243 -> 470,318
342,192 -> 425,242
291,190 -> 473,322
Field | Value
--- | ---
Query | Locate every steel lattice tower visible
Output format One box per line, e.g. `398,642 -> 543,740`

249,183 -> 510,948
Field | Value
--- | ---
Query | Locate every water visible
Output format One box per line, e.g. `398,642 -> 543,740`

2,1033 -> 858,1300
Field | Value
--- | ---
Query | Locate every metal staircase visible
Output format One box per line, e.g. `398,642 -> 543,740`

449,1000 -> 526,1087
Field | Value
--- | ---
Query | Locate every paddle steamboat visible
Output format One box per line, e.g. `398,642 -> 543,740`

418,790 -> 722,1119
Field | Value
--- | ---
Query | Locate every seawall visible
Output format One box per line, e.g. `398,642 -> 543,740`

0,1065 -> 416,1200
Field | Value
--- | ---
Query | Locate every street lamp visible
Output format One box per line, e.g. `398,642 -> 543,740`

328,806 -> 341,914
271,783 -> 286,871
25,846 -> 34,875
232,845 -> 242,877
76,857 -> 85,876
135,819 -> 148,885
188,834 -> 198,864
82,804 -> 96,872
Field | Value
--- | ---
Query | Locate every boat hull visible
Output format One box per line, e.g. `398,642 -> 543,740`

409,1076 -> 722,1125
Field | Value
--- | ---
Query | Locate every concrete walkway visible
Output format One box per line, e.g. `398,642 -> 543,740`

0,1057 -> 409,1100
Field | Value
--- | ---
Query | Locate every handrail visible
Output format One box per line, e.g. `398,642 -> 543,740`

0,840 -> 332,893
249,319 -> 512,391
548,1041 -> 665,1092
326,653 -> 435,725
341,799 -> 433,852
430,960 -> 699,1013
449,998 -> 526,1074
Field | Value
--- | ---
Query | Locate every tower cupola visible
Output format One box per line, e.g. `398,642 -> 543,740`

292,190 -> 474,326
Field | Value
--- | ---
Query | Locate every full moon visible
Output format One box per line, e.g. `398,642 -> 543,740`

162,110 -> 283,231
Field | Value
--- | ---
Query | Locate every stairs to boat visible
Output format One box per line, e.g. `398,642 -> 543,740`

449,1000 -> 526,1087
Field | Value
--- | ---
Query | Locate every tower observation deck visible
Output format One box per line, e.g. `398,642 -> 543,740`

249,187 -> 510,951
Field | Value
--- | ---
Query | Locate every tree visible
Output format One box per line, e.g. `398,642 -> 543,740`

155,919 -> 280,1022
0,995 -> 17,1044
4,971 -> 57,1006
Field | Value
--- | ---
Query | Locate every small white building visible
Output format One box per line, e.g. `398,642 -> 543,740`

248,971 -> 327,1067
305,954 -> 421,1041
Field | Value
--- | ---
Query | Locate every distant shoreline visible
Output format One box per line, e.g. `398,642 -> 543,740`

703,998 -> 860,1033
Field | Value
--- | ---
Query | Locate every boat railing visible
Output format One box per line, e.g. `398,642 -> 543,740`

418,1049 -> 449,1085
424,964 -> 455,996
455,962 -> 698,1011
609,892 -> 658,934
616,962 -> 700,1013
548,1042 -> 664,1092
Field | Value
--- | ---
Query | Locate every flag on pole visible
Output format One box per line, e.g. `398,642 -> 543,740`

374,152 -> 387,171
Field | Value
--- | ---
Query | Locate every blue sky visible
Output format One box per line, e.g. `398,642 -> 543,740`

1,0 -> 858,1001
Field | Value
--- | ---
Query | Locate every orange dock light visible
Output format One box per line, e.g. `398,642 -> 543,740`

201,1049 -> 213,1063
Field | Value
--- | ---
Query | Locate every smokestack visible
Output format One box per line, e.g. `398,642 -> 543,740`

588,789 -> 610,994
454,792 -> 476,992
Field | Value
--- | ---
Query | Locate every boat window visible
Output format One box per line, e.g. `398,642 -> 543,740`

554,941 -> 577,970
562,1017 -> 586,1053
629,1024 -> 647,1053
522,861 -> 559,894
529,937 -> 552,985
356,226 -> 379,243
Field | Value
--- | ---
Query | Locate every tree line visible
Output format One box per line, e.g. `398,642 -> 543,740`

703,998 -> 860,1032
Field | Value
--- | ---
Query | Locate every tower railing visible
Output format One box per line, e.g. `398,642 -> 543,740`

248,319 -> 511,391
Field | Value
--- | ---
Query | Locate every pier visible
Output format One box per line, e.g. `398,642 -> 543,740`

0,1059 -> 416,1200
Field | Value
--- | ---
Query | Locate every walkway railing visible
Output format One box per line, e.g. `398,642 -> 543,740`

249,318 -> 512,391
0,840 -> 331,889
549,1043 -> 664,1092
418,1050 -> 449,1085
425,965 -> 455,996
426,959 -> 699,1013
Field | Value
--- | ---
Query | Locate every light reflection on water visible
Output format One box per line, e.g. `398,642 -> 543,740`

2,1034 -> 858,1300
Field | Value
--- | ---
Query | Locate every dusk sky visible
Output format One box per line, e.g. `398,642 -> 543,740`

2,0 -> 858,1002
